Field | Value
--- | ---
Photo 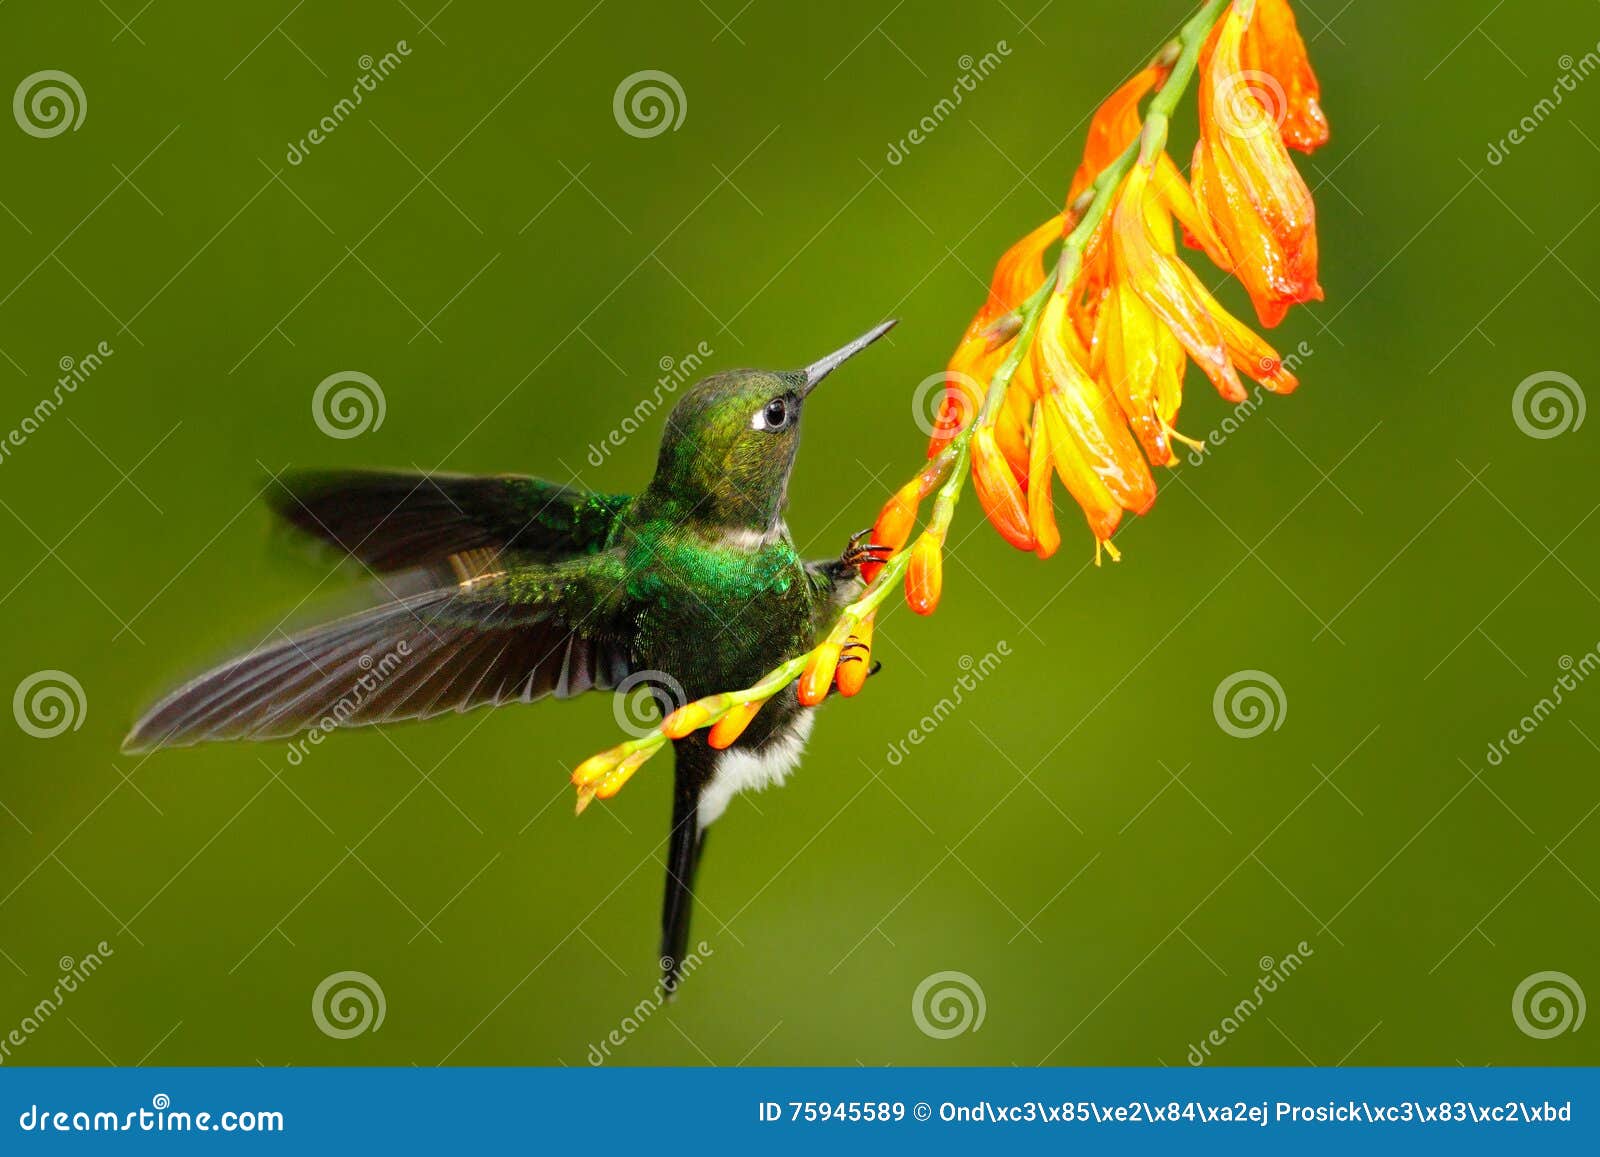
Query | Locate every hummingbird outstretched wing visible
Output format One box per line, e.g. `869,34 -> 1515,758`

268,469 -> 629,572
122,553 -> 635,752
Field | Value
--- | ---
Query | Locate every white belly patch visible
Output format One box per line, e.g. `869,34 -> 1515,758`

697,712 -> 815,827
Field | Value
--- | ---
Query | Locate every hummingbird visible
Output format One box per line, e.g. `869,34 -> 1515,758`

124,320 -> 898,993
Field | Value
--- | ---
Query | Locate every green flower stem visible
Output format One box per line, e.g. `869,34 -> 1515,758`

574,0 -> 1234,788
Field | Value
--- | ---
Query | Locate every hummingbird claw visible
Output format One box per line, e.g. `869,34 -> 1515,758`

840,534 -> 894,572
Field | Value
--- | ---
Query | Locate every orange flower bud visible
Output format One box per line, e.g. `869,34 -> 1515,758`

972,426 -> 1036,551
798,642 -> 842,707
571,748 -> 622,788
864,480 -> 921,584
836,615 -> 875,698
905,531 -> 944,616
595,748 -> 653,800
873,480 -> 921,551
708,699 -> 763,749
660,698 -> 719,739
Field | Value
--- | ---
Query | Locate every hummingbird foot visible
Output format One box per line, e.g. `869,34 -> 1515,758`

839,528 -> 893,574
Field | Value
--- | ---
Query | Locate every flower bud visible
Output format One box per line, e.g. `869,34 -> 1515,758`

798,642 -> 843,706
905,531 -> 944,616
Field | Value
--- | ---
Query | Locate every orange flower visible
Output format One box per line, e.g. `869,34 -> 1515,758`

1068,64 -> 1165,204
1111,162 -> 1298,403
972,426 -> 1036,551
1067,70 -> 1193,346
905,530 -> 944,615
1026,408 -> 1061,559
1092,174 -> 1196,467
1241,0 -> 1329,154
1069,214 -> 1114,349
994,376 -> 1033,481
1035,292 -> 1157,516
836,614 -> 874,698
929,215 -> 1062,456
708,699 -> 763,749
1193,0 -> 1321,327
1095,281 -> 1188,468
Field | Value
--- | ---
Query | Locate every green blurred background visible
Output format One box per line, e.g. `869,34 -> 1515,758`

1,0 -> 1597,1067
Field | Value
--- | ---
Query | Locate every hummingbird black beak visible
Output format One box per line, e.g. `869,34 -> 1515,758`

800,319 -> 898,395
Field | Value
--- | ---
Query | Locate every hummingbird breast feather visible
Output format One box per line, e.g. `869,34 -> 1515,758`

697,710 -> 815,827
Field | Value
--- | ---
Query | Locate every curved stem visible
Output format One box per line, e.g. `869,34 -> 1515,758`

573,0 -> 1234,797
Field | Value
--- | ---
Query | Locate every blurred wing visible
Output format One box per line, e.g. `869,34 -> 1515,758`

268,469 -> 629,572
123,552 -> 634,752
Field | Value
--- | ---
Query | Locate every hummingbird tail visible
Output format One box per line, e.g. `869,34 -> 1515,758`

660,784 -> 708,998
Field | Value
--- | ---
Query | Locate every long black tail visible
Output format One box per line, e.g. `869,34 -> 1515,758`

660,777 -> 707,997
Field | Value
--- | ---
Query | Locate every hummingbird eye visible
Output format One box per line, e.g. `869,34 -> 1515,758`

754,396 -> 791,431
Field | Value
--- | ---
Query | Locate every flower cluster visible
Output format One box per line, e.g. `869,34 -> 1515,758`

569,0 -> 1331,809
894,0 -> 1328,590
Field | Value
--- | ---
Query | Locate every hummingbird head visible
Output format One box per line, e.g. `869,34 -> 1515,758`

647,320 -> 896,535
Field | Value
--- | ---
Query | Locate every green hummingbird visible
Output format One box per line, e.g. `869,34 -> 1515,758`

124,320 -> 897,993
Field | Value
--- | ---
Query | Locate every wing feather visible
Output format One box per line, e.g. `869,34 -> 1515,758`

123,555 -> 633,752
268,469 -> 628,572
